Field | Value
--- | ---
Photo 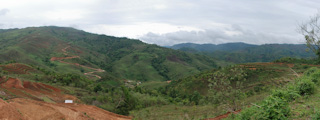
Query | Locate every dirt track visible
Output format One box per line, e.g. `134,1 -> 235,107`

204,109 -> 241,120
50,45 -> 105,79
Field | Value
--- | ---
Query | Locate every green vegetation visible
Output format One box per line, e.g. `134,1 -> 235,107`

299,12 -> 320,59
226,67 -> 320,120
274,57 -> 318,64
0,26 -> 217,82
170,43 -> 316,63
129,62 -> 310,119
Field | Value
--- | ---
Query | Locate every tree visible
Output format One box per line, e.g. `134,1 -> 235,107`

94,84 -> 102,92
116,86 -> 139,115
299,12 -> 320,58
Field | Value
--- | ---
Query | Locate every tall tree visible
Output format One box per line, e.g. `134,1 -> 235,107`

299,12 -> 320,57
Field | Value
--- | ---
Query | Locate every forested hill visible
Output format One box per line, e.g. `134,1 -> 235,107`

168,43 -> 316,63
0,26 -> 217,82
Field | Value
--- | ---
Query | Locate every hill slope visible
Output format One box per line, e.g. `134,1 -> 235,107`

0,26 -> 217,82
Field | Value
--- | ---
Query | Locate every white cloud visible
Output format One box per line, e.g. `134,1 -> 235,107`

82,23 -> 202,38
139,25 -> 304,46
0,9 -> 9,16
44,9 -> 86,21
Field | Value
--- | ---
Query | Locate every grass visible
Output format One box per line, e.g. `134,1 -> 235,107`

139,81 -> 169,90
41,96 -> 55,103
289,88 -> 320,119
130,90 -> 271,120
130,105 -> 219,120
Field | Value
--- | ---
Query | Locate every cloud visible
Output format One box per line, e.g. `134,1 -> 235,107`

0,9 -> 9,16
139,25 -> 304,46
0,0 -> 319,45
82,23 -> 202,38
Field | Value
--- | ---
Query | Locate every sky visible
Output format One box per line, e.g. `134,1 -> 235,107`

0,0 -> 319,46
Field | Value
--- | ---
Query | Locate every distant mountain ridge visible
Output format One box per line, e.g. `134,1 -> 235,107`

168,42 -> 315,63
169,42 -> 257,52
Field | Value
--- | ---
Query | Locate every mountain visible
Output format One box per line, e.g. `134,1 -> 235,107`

168,43 -> 316,63
0,26 -> 217,82
170,42 -> 257,52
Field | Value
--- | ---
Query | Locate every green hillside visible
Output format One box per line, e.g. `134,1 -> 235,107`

130,62 -> 320,119
225,66 -> 320,120
0,26 -> 217,82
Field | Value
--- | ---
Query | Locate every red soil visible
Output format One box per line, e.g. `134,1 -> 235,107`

0,63 -> 37,74
0,77 -> 75,102
0,98 -> 25,119
248,68 -> 257,70
0,77 -> 132,119
0,98 -> 132,120
4,78 -> 24,88
50,56 -> 80,61
205,109 -> 241,120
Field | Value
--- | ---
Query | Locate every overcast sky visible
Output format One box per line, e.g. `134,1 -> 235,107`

0,0 -> 319,46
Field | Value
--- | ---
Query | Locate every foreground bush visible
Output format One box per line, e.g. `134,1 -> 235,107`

230,67 -> 320,120
296,78 -> 315,96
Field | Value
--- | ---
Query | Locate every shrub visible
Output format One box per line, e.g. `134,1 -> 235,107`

311,110 -> 320,120
259,96 -> 291,120
304,67 -> 318,76
271,89 -> 300,102
310,71 -> 320,84
233,96 -> 290,120
296,78 -> 315,96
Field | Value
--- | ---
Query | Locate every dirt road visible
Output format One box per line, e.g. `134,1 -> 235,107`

51,45 -> 105,79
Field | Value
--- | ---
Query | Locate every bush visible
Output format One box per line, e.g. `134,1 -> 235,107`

259,96 -> 290,120
310,71 -> 320,84
233,96 -> 290,120
296,78 -> 315,96
311,110 -> 320,120
271,89 -> 300,102
304,67 -> 318,76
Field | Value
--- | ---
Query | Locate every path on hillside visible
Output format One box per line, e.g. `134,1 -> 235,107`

50,45 -> 105,79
